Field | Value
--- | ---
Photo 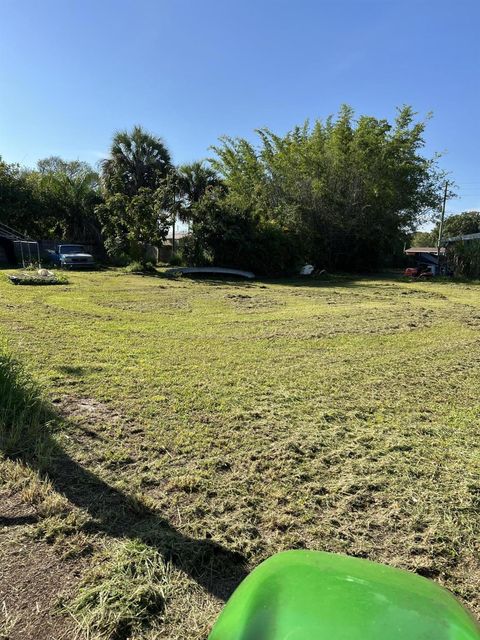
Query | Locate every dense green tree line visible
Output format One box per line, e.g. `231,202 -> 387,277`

1,106 -> 452,273
204,105 -> 446,272
0,156 -> 102,242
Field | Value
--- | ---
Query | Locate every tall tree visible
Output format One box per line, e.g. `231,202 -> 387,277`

96,188 -> 171,259
210,105 -> 447,270
411,211 -> 480,248
98,127 -> 174,259
33,157 -> 102,241
0,158 -> 37,233
177,161 -> 221,220
101,126 -> 172,197
0,156 -> 101,241
442,211 -> 480,238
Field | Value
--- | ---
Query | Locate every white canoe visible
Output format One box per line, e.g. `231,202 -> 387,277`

165,267 -> 255,279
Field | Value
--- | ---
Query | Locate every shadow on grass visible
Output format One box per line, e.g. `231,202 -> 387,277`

51,438 -> 247,600
0,514 -> 39,526
56,365 -> 99,377
138,267 -> 363,289
0,354 -> 247,603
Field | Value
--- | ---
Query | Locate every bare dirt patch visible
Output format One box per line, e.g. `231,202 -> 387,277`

0,533 -> 85,640
0,491 -> 38,529
53,396 -> 122,427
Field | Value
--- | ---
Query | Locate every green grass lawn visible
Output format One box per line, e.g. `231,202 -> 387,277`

1,269 -> 479,639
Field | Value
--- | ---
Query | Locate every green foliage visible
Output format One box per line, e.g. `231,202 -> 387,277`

96,188 -> 170,259
248,224 -> 302,275
101,126 -> 172,197
33,157 -> 102,241
183,188 -> 310,275
447,239 -> 480,278
0,345 -> 53,465
95,193 -> 129,256
177,160 -> 222,221
128,187 -> 168,246
182,186 -> 252,268
169,251 -> 184,266
411,230 -> 437,247
443,211 -> 480,237
124,260 -> 157,274
63,540 -> 170,640
209,105 -> 446,271
432,211 -> 480,241
0,158 -> 45,235
98,127 -> 175,260
0,109 -> 451,274
0,155 -> 102,242
413,212 -> 480,250
411,213 -> 480,276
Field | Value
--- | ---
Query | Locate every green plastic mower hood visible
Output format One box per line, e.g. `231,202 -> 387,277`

208,550 -> 479,640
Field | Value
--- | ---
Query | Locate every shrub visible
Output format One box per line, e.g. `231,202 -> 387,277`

247,224 -> 302,276
124,260 -> 157,274
169,251 -> 184,267
181,233 -> 213,268
185,189 -> 302,276
108,253 -> 131,267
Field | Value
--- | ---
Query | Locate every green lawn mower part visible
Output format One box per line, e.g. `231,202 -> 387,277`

208,550 -> 480,640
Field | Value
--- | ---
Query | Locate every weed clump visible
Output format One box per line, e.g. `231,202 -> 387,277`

63,540 -> 171,640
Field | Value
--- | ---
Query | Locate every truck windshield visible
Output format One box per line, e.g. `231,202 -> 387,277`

60,245 -> 86,253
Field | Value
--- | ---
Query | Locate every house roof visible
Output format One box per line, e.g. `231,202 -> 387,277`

443,232 -> 480,243
405,247 -> 445,255
163,231 -> 190,246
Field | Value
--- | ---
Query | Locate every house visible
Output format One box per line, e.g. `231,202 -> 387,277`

443,232 -> 480,244
159,231 -> 190,262
404,246 -> 446,275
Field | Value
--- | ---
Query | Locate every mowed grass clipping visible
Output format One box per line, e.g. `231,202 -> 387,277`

61,540 -> 171,640
0,269 -> 479,638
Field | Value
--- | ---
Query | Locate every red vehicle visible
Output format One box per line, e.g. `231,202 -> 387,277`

403,265 -> 434,279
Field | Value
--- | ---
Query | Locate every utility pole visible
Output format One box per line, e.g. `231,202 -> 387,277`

437,181 -> 448,275
171,173 -> 176,254
172,193 -> 176,254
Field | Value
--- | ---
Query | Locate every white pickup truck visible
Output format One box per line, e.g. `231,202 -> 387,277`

51,244 -> 95,269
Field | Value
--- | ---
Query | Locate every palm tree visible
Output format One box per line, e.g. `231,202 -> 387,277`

177,161 -> 221,220
101,126 -> 172,197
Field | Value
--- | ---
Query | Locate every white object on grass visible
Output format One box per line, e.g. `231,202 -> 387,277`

300,264 -> 315,275
165,267 -> 255,279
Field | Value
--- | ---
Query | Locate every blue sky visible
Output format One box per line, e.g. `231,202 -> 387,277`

1,0 -> 479,215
